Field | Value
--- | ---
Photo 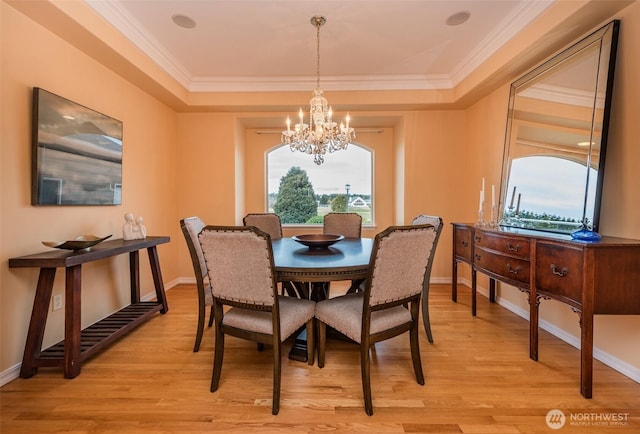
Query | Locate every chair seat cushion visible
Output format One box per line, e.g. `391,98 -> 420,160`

223,296 -> 315,340
315,293 -> 411,343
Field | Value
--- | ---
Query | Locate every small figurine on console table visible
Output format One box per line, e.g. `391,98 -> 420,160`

123,213 -> 147,240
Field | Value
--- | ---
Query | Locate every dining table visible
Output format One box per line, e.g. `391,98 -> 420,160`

271,236 -> 373,361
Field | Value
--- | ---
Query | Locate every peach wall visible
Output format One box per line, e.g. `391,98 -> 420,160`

1,3 -> 179,376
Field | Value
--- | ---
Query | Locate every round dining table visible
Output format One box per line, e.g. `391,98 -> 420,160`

271,236 -> 374,361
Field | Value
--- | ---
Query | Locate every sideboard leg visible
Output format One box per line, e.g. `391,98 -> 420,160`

489,278 -> 496,303
20,267 -> 56,378
471,268 -> 477,316
581,311 -> 594,398
529,292 -> 539,362
451,261 -> 458,303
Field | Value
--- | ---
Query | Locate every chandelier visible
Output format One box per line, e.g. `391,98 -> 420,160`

282,16 -> 355,165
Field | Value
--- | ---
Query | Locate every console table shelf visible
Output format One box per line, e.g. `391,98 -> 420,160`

9,236 -> 170,379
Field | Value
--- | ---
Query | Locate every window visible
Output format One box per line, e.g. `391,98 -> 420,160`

267,143 -> 373,225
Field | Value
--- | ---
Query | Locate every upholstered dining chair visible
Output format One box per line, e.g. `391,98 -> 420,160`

411,215 -> 444,343
198,225 -> 316,415
316,224 -> 439,415
323,212 -> 364,295
243,213 -> 283,240
243,212 -> 300,297
180,217 -> 214,352
323,212 -> 362,238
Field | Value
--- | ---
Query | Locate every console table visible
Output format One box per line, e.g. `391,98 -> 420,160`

9,236 -> 170,379
452,223 -> 640,398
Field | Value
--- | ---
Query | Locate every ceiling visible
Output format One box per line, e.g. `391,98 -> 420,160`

86,0 -> 555,93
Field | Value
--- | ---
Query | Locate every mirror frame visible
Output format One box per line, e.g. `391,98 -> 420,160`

498,20 -> 619,236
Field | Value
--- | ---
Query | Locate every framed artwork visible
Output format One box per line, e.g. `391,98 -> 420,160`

32,87 -> 123,205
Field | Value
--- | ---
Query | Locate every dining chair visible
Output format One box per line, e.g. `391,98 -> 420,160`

323,212 -> 362,238
315,224 -> 439,415
323,212 -> 364,295
411,215 -> 444,344
198,225 -> 316,415
179,217 -> 214,352
243,213 -> 283,240
242,212 -> 302,298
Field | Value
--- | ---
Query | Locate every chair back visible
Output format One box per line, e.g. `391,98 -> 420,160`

243,213 -> 283,240
198,226 -> 277,306
366,224 -> 437,306
411,214 -> 442,230
180,217 -> 209,287
411,215 -> 443,288
323,212 -> 362,238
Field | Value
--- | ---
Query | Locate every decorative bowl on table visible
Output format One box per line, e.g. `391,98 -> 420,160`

42,234 -> 112,251
292,234 -> 344,249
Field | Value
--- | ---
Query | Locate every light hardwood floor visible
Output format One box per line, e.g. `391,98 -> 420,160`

1,284 -> 638,433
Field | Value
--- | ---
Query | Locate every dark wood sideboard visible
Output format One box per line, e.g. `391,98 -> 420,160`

9,236 -> 170,379
452,223 -> 640,398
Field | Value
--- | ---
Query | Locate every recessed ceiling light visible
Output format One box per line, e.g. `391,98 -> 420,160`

172,14 -> 196,29
446,11 -> 471,26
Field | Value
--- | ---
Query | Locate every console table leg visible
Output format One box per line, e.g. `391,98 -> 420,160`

64,265 -> 82,378
130,250 -> 140,303
20,267 -> 57,378
148,246 -> 168,313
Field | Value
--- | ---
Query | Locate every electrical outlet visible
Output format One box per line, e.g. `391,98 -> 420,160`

52,294 -> 63,311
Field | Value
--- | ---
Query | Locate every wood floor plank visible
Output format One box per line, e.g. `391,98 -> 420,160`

1,284 -> 638,433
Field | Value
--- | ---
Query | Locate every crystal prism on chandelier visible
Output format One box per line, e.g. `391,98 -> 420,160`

282,16 -> 355,165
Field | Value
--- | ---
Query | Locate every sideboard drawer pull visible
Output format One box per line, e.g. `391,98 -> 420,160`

461,240 -> 469,247
474,235 -> 482,242
506,242 -> 521,252
474,254 -> 482,261
506,263 -> 521,274
550,264 -> 569,277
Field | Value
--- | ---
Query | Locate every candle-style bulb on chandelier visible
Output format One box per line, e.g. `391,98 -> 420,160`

282,16 -> 355,165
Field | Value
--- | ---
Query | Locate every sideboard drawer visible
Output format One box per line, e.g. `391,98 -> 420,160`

474,247 -> 530,285
535,242 -> 583,306
454,225 -> 472,262
473,231 -> 531,259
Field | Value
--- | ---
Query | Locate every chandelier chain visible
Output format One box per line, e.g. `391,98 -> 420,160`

316,19 -> 321,89
282,16 -> 355,165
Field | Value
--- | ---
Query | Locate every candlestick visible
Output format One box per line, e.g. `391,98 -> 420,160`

509,186 -> 516,209
479,190 -> 484,212
491,184 -> 495,208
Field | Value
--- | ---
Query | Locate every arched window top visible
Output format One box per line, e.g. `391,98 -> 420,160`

266,143 -> 373,225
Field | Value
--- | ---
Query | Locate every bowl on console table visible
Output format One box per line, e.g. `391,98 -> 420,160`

42,234 -> 112,251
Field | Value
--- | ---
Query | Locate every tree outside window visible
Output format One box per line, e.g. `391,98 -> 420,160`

267,144 -> 373,225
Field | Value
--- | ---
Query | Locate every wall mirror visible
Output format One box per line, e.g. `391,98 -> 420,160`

498,20 -> 619,238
